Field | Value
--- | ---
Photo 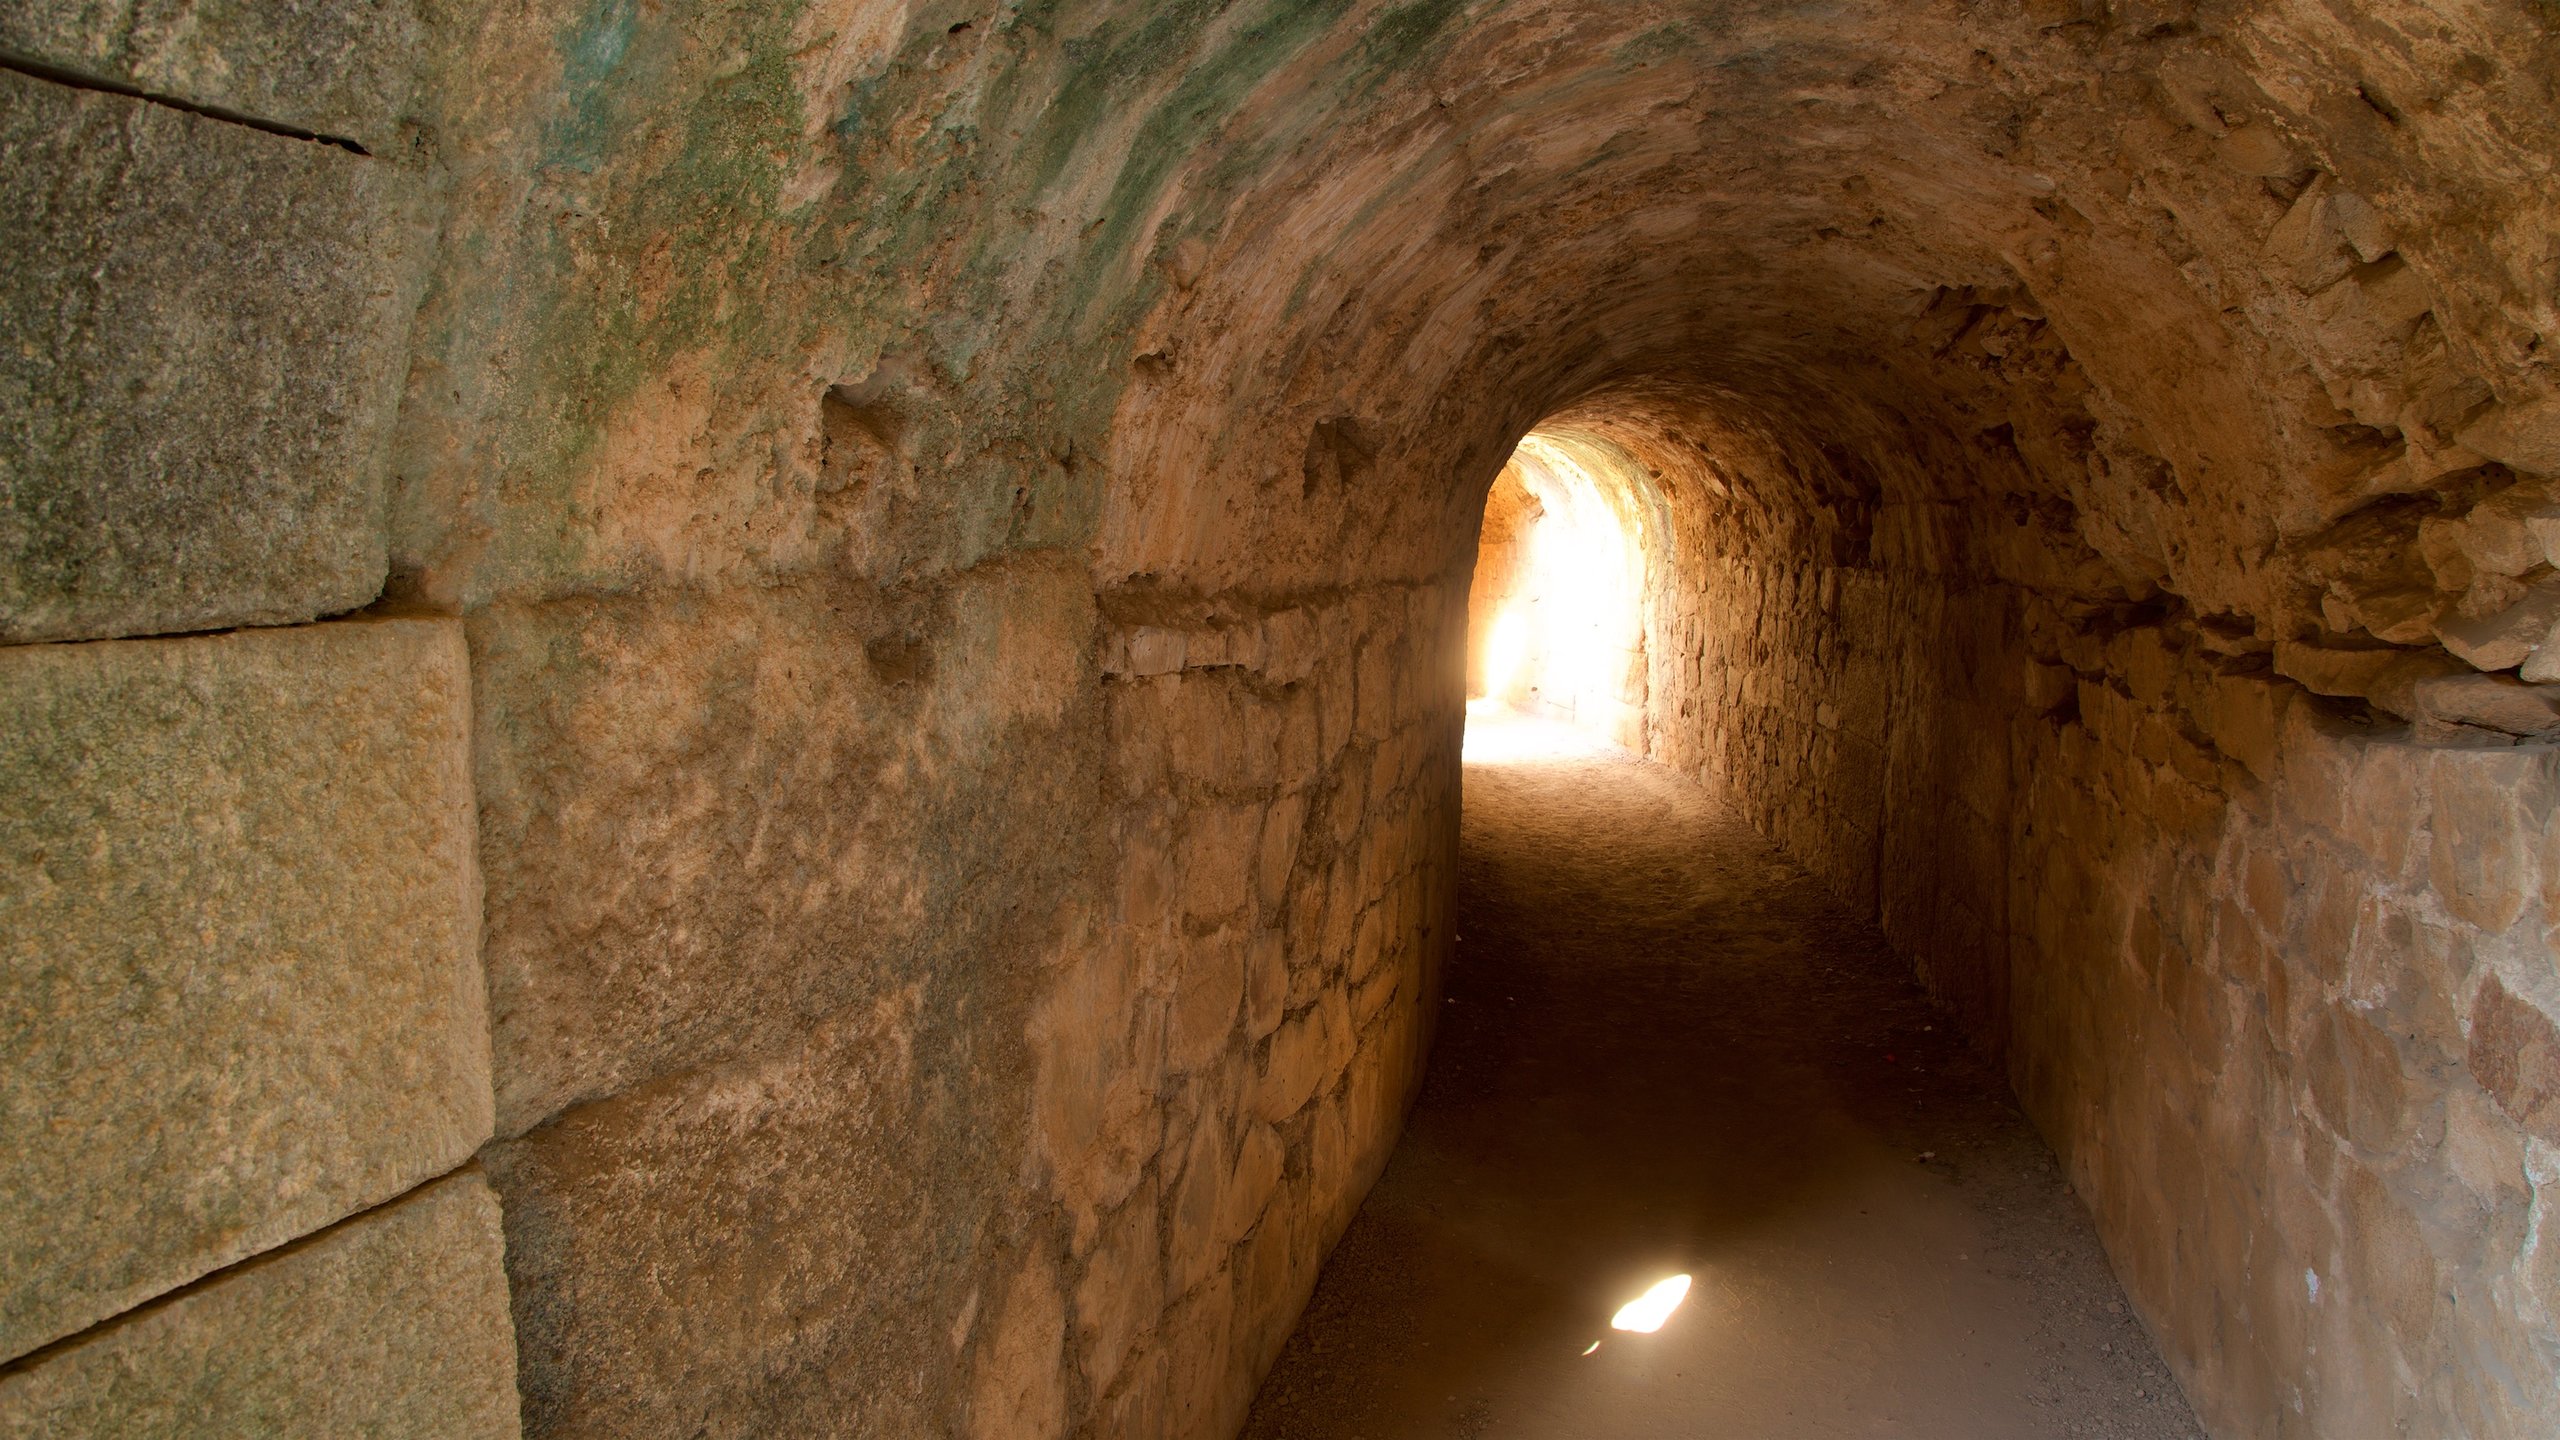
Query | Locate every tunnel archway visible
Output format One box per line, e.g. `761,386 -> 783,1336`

9,3 -> 2559,1438
1464,428 -> 1661,747
1074,7 -> 2560,1430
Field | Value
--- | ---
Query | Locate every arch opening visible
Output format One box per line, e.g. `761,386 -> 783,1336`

1464,430 -> 1662,757
12,3 -> 2560,1438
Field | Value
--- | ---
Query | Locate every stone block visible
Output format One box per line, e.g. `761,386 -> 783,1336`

1165,672 -> 1281,792
2337,739 -> 2428,880
2201,671 -> 2288,782
1167,933 -> 1246,1073
0,616 -> 489,1360
1123,626 -> 1185,676
1243,932 -> 1288,1040
1256,992 -> 1350,1122
969,1250 -> 1067,1440
1073,1185 -> 1162,1395
1032,936 -> 1162,1236
0,72 -> 421,643
2458,396 -> 2560,478
1179,804 -> 1261,924
1261,609 -> 1318,684
1162,1270 -> 1239,1440
2334,1160 -> 2439,1348
472,562 -> 1097,1133
1167,1107 -> 1231,1296
0,0 -> 424,152
2272,640 -> 2466,720
0,1170 -> 520,1439
1221,1123 -> 1284,1249
2427,749 -> 2553,934
2304,1007 -> 2410,1153
1256,795 -> 1306,914
2409,672 -> 2560,737
488,984 -> 995,1438
2436,576 -> 2560,672
2466,974 -> 2560,1146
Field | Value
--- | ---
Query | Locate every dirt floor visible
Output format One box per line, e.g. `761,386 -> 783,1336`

1240,711 -> 2205,1439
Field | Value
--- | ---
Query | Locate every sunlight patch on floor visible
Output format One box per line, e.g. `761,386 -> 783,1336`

1609,1274 -> 1693,1333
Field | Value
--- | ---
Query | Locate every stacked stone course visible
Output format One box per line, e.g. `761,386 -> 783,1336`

1641,521 -> 2560,1439
8,0 -> 2560,1435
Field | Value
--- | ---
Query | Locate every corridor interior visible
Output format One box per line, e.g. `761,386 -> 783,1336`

1243,432 -> 2199,1436
4,3 -> 2559,1438
1246,709 -> 2197,1438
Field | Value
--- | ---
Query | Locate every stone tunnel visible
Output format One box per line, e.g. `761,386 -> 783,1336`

4,1 -> 2559,1435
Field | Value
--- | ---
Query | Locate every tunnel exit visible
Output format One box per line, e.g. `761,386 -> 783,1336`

1464,431 -> 1656,754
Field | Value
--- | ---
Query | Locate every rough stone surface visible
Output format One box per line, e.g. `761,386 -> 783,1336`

471,556 -> 1097,1133
0,615 -> 490,1361
0,70 -> 421,643
0,1170 -> 520,1439
1618,386 -> 2560,1435
485,986 -> 972,1437
12,0 -> 2560,1435
0,0 -> 425,150
2469,975 -> 2560,1147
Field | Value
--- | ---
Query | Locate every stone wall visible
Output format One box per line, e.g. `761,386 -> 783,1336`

1630,419 -> 2560,1436
1054,584 -> 1459,1435
0,5 -> 519,1429
9,0 -> 2560,1436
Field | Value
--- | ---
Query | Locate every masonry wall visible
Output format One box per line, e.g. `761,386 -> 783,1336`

1640,456 -> 2560,1439
3,0 -> 1475,1429
1055,585 -> 1459,1436
10,0 -> 2560,1435
0,8 -> 521,1430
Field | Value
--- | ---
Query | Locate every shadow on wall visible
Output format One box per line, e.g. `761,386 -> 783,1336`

1466,432 -> 1664,752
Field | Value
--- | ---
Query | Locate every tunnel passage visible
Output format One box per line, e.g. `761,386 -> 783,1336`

5,3 -> 2560,1440
1464,432 -> 1660,747
1245,712 -> 2205,1438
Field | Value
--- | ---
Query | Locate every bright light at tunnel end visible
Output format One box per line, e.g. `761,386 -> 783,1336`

1481,608 -> 1530,702
1463,429 -> 1649,753
1609,1274 -> 1693,1333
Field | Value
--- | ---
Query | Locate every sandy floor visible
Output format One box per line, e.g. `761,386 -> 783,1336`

1240,712 -> 2204,1439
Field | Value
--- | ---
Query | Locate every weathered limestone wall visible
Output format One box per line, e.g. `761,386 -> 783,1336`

1,1 -> 520,1430
2007,630 -> 2560,1438
1651,556 -> 2023,1045
1618,395 -> 2560,1436
9,0 -> 2560,1436
1065,586 -> 1458,1435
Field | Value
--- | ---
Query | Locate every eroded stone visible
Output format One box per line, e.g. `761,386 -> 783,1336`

0,1170 -> 519,1439
2468,975 -> 2560,1146
0,616 -> 489,1360
0,0 -> 424,150
0,72 -> 420,643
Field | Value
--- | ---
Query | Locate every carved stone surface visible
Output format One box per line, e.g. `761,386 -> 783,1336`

0,1170 -> 520,1439
0,615 -> 489,1360
0,71 -> 421,643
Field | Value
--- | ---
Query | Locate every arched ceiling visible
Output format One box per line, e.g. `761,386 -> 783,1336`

399,0 -> 2559,666
1082,0 -> 2557,637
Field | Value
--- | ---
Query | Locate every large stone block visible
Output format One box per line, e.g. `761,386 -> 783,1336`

484,986 -> 991,1439
0,1170 -> 521,1439
0,71 -> 421,643
0,0 -> 422,151
0,615 -> 490,1359
473,558 -> 1096,1133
